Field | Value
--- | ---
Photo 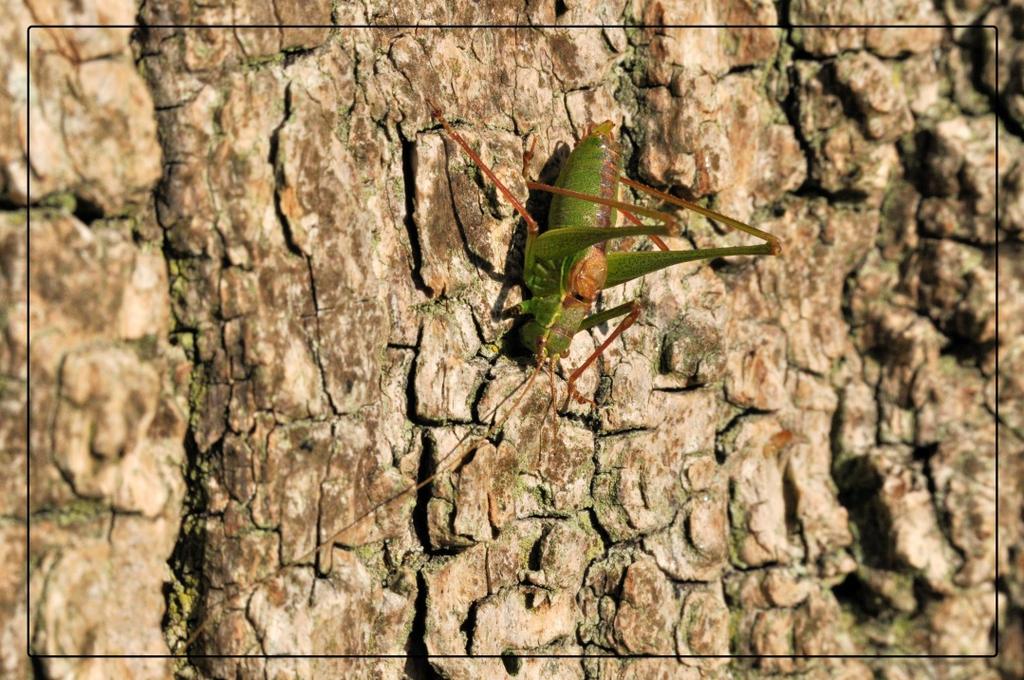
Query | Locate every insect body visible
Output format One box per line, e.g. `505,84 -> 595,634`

430,105 -> 782,407
518,120 -> 623,360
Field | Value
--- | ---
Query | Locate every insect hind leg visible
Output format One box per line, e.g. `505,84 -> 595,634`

619,176 -> 782,255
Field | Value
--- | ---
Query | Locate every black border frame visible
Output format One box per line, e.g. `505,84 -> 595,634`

22,19 -> 999,663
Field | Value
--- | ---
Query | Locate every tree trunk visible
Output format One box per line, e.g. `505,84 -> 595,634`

6,1 -> 1021,679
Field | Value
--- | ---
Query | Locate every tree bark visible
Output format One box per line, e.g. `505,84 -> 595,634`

5,1 -> 1021,679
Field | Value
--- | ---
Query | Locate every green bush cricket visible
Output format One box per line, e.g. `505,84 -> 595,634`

428,101 -> 782,412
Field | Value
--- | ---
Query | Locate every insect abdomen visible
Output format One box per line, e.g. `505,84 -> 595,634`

548,123 -> 621,231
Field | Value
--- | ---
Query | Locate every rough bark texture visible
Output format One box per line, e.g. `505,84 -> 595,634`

6,1 -> 1021,679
